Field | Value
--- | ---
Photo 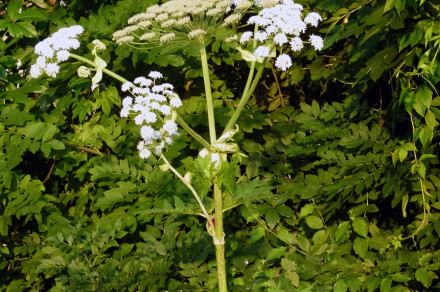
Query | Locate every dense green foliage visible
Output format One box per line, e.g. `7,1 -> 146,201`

1,0 -> 440,291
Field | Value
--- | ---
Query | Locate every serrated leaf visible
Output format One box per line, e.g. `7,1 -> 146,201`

281,258 -> 297,271
299,204 -> 314,218
251,227 -> 265,243
306,215 -> 324,229
267,246 -> 286,260
352,217 -> 369,237
334,279 -> 348,292
380,278 -> 392,292
335,221 -> 351,243
47,140 -> 65,150
265,208 -> 279,229
353,237 -> 368,257
415,268 -> 431,288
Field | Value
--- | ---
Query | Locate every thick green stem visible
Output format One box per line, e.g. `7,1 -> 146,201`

222,63 -> 265,135
214,182 -> 227,292
199,45 -> 217,144
176,115 -> 211,150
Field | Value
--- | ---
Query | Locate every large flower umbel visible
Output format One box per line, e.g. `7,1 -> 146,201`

237,0 -> 323,71
112,0 -> 250,47
120,71 -> 183,159
30,25 -> 84,78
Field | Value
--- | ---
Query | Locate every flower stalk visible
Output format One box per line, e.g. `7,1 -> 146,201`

200,44 -> 217,144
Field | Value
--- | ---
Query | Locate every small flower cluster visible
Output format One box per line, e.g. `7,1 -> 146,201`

237,0 -> 323,71
120,71 -> 183,159
30,25 -> 84,78
113,0 -> 247,46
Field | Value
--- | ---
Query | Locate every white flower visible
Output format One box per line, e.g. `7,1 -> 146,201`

154,145 -> 163,155
139,148 -> 152,159
165,137 -> 173,145
160,105 -> 171,116
121,82 -> 133,92
120,107 -> 130,118
134,76 -> 153,87
304,12 -> 322,27
122,97 -> 133,106
150,102 -> 161,110
169,97 -> 182,108
273,33 -> 288,45
56,50 -> 70,62
35,41 -> 54,58
143,111 -> 157,123
29,64 -> 42,78
290,37 -> 303,51
45,63 -> 60,77
275,54 -> 292,71
309,34 -> 324,50
148,71 -> 163,79
141,125 -> 155,140
240,31 -> 253,44
255,31 -> 268,42
162,120 -> 178,135
254,46 -> 270,58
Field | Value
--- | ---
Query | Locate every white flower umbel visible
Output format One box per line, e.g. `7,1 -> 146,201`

30,25 -> 84,78
237,1 -> 323,71
120,71 -> 183,160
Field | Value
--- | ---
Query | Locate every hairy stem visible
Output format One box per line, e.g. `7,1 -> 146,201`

214,182 -> 227,292
199,45 -> 217,143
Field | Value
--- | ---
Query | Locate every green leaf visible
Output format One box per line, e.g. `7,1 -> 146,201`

391,273 -> 412,282
352,217 -> 369,237
266,246 -> 287,260
42,124 -> 57,142
416,85 -> 432,109
425,110 -> 438,130
299,204 -> 314,218
368,236 -> 390,250
353,237 -> 368,257
24,122 -> 46,139
47,140 -> 65,150
384,0 -> 396,12
7,0 -> 23,22
251,227 -> 265,243
306,215 -> 324,229
335,221 -> 351,243
380,278 -> 392,292
415,268 -> 431,288
334,279 -> 348,292
8,22 -> 37,38
281,258 -> 297,271
265,208 -> 280,229
139,231 -> 167,256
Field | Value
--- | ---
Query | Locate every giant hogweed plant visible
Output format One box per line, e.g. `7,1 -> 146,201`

29,0 -> 323,290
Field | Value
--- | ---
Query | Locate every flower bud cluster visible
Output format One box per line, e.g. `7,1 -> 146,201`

120,71 -> 183,159
113,0 -> 247,46
30,25 -> 84,78
237,0 -> 323,71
